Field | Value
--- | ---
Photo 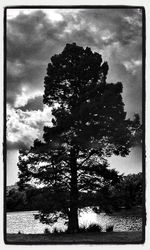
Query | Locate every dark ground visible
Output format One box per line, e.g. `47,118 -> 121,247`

6,231 -> 144,244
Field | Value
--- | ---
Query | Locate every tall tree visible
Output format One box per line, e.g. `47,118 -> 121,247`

18,43 -> 141,233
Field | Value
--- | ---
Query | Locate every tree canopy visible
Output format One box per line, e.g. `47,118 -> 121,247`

17,43 -> 141,232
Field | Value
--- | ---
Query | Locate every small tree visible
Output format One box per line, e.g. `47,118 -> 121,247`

18,43 -> 141,233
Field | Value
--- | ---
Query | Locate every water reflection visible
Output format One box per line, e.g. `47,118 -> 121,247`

7,208 -> 142,234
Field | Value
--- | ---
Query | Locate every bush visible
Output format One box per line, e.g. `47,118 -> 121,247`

44,228 -> 51,234
79,223 -> 102,233
52,227 -> 64,234
106,224 -> 114,232
86,223 -> 102,232
78,225 -> 87,233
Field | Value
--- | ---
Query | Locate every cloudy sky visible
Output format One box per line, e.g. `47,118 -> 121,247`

6,7 -> 143,185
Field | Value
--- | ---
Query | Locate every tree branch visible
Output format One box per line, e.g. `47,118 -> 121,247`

77,149 -> 98,168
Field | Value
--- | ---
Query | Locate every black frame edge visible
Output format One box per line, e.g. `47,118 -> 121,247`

3,5 -> 146,245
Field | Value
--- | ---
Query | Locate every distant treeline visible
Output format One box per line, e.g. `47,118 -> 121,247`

6,172 -> 143,212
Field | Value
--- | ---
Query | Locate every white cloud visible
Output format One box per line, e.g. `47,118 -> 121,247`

101,30 -> 115,41
14,87 -> 43,108
7,8 -> 64,22
123,59 -> 142,74
7,104 -> 53,148
123,14 -> 142,27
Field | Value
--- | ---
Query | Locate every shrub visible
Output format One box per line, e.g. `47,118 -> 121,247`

44,228 -> 51,234
78,226 -> 87,233
79,223 -> 102,233
52,227 -> 65,234
86,223 -> 102,232
53,227 -> 59,234
106,224 -> 114,232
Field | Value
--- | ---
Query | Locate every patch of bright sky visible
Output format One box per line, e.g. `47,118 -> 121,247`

109,146 -> 142,175
123,59 -> 142,75
124,14 -> 142,27
101,30 -> 114,41
7,150 -> 19,185
7,8 -> 64,22
64,15 -> 85,33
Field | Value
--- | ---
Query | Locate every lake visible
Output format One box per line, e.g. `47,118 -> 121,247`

7,208 -> 142,234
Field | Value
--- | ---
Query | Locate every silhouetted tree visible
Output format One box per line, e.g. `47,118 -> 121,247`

18,43 -> 141,233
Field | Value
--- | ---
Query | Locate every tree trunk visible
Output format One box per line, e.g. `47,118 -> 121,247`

68,147 -> 79,233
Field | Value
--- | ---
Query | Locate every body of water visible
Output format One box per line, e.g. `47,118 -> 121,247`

7,208 -> 142,234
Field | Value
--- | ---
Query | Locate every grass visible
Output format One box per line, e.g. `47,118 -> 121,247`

5,232 -> 144,244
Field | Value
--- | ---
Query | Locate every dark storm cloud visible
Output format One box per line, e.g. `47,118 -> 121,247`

7,10 -> 67,106
7,8 -> 142,111
7,10 -> 66,61
58,8 -> 142,52
58,9 -> 142,120
6,9 -> 143,184
7,8 -> 143,151
108,54 -> 142,118
7,62 -> 46,105
79,8 -> 142,46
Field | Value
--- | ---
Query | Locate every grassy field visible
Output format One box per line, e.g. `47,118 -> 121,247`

5,231 -> 144,244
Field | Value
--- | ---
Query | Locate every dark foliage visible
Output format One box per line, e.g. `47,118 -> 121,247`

44,228 -> 51,234
6,188 -> 27,211
110,172 -> 143,209
6,173 -> 142,212
85,223 -> 102,233
78,223 -> 102,233
106,224 -> 114,232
